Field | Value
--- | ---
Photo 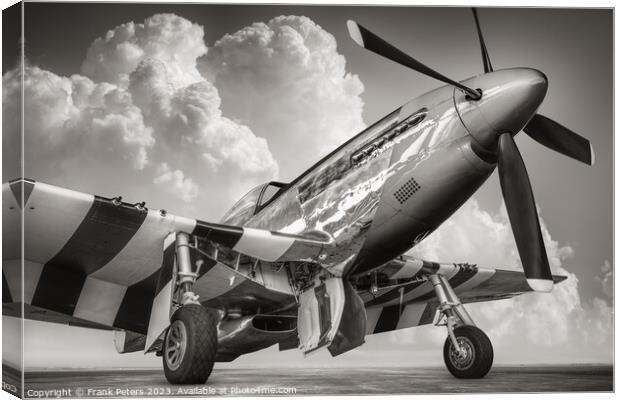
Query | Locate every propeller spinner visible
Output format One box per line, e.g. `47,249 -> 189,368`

347,9 -> 594,292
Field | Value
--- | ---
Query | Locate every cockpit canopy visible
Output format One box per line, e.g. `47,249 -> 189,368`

220,181 -> 287,225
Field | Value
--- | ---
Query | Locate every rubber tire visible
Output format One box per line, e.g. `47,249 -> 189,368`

162,304 -> 218,384
443,325 -> 493,379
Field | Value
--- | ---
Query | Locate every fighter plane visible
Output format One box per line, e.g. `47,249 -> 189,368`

3,9 -> 593,383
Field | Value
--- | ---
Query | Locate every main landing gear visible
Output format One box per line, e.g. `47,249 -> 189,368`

429,274 -> 493,379
162,233 -> 218,384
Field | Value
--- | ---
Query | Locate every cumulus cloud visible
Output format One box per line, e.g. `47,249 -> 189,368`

4,14 -> 280,218
389,199 -> 613,363
82,13 -> 206,89
3,64 -> 155,172
153,163 -> 198,203
126,58 -> 278,195
200,15 -> 365,180
6,13 -> 367,216
4,13 -> 368,216
595,260 -> 613,299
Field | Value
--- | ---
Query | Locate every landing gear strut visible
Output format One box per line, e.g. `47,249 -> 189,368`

429,274 -> 493,379
162,233 -> 218,384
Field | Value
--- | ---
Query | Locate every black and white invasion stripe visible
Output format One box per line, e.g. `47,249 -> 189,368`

3,180 -> 193,334
192,220 -> 332,263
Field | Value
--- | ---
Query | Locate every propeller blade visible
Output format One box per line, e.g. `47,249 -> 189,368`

497,133 -> 553,292
346,20 -> 481,100
524,114 -> 594,165
471,8 -> 493,73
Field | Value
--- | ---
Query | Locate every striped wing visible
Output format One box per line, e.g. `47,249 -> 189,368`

2,179 -> 295,334
192,220 -> 333,263
361,256 -> 567,335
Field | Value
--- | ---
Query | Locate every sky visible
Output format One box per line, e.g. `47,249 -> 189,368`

1,3 -> 613,369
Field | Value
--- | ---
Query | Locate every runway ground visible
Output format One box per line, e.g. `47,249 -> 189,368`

4,364 -> 611,397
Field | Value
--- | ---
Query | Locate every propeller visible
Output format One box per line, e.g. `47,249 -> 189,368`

524,114 -> 594,165
347,10 -> 594,292
497,133 -> 553,292
346,20 -> 482,100
471,8 -> 493,73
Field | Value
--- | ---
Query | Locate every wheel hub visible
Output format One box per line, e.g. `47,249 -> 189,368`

449,337 -> 475,370
165,320 -> 187,371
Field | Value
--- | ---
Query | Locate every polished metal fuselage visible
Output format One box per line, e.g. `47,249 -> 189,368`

231,81 -> 499,277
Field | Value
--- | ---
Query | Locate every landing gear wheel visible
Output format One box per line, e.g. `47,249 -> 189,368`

163,304 -> 218,384
443,325 -> 493,379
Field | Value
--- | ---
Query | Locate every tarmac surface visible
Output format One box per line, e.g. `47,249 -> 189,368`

3,364 -> 613,397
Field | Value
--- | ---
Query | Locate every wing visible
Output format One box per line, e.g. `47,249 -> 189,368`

2,179 -> 295,339
358,255 -> 567,335
192,220 -> 334,263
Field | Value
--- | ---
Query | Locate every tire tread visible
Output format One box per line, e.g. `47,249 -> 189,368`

163,304 -> 218,384
443,325 -> 493,379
